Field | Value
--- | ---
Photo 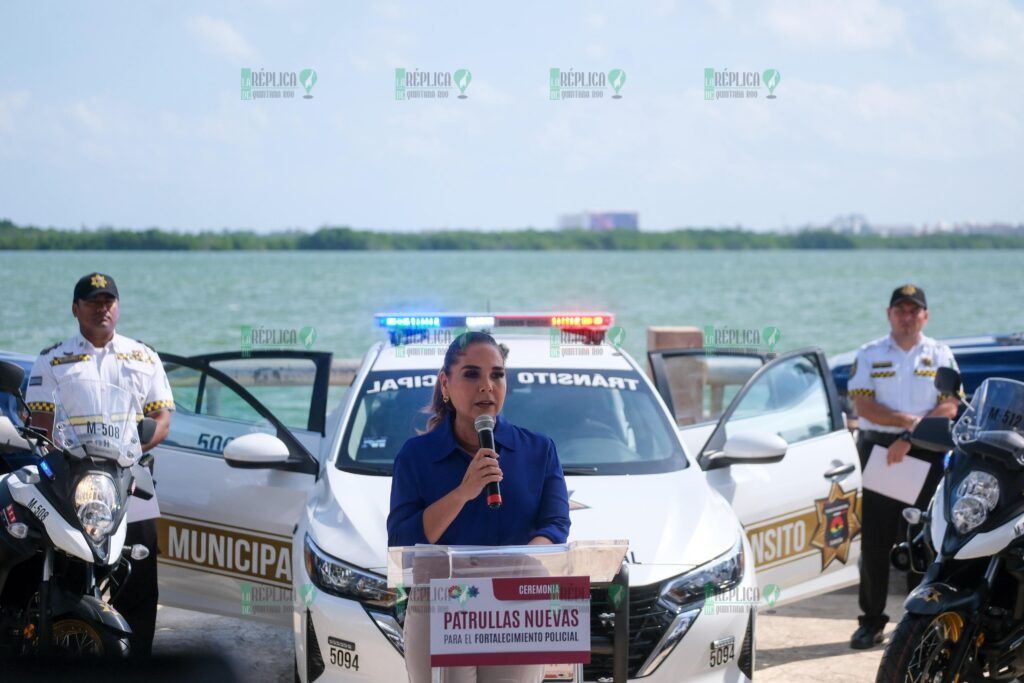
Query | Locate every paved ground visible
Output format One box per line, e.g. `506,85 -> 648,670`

152,586 -> 905,682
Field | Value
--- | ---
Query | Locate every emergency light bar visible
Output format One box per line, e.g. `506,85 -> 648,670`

374,312 -> 614,344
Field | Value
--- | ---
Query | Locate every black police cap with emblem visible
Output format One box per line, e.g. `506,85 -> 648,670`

73,272 -> 119,301
890,283 -> 926,309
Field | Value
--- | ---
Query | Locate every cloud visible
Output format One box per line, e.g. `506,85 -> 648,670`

69,101 -> 104,134
0,91 -> 29,133
188,15 -> 256,62
937,0 -> 1024,66
764,0 -> 907,50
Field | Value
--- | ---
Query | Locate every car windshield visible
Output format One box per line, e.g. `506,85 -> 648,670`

337,367 -> 687,475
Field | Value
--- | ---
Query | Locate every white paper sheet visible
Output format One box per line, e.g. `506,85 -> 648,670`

861,444 -> 932,505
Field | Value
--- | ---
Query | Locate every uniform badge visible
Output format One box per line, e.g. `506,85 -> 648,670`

810,481 -> 861,570
90,273 -> 108,288
871,361 -> 893,368
920,357 -> 933,367
901,284 -> 917,296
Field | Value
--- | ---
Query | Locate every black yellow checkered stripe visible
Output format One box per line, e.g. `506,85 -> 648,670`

115,351 -> 154,363
51,354 -> 91,366
870,371 -> 895,378
914,369 -> 937,378
849,388 -> 875,398
144,399 -> 174,415
27,401 -> 55,413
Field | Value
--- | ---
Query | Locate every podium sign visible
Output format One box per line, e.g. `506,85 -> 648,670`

429,576 -> 591,667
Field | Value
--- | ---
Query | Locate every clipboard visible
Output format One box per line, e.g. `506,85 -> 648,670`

861,444 -> 932,505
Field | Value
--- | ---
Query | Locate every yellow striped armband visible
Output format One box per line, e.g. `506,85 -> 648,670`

143,399 -> 175,415
849,388 -> 875,399
27,401 -> 55,413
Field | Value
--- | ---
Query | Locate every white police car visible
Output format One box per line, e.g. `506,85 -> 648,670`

148,313 -> 863,682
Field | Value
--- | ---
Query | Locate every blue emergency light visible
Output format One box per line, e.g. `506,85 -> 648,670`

374,312 -> 614,345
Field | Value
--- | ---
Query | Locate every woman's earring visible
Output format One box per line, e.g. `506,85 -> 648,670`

442,394 -> 450,404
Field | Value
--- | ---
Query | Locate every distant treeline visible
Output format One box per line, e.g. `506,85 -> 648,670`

2,219 -> 1022,250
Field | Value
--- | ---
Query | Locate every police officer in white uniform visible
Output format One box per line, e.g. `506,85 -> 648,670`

25,272 -> 174,656
847,284 -> 960,649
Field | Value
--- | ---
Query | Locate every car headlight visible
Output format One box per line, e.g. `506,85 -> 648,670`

304,534 -> 394,608
74,473 -> 119,541
659,535 -> 745,611
952,470 -> 1000,534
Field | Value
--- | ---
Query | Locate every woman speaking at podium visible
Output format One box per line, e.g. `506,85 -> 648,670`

388,331 -> 571,683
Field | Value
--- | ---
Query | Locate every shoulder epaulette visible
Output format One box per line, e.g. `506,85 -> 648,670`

39,341 -> 61,354
134,338 -> 156,351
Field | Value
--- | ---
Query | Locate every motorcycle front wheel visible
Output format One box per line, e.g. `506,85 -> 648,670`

876,611 -> 977,683
25,617 -> 130,658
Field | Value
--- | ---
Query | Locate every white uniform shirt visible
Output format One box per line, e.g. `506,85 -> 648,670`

25,332 -> 174,521
847,333 -> 959,434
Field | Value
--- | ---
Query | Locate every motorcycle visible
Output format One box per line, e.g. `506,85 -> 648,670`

0,359 -> 156,657
877,367 -> 1024,682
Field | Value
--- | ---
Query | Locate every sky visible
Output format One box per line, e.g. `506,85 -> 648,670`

1,0 -> 1022,232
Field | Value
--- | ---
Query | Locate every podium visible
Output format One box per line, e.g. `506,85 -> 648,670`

388,541 -> 630,683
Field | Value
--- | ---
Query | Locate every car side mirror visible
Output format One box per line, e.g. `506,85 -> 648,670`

224,432 -> 291,468
910,416 -> 954,452
137,417 -> 157,445
934,367 -> 962,397
0,361 -> 25,396
705,431 -> 788,470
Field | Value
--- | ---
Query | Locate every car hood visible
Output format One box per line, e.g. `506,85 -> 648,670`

308,466 -> 740,587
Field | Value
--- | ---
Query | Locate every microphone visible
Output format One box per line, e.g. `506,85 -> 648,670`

474,414 -> 502,509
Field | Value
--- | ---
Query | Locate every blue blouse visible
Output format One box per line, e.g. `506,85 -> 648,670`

387,415 -> 570,547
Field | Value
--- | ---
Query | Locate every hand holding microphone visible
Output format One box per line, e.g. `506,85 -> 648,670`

474,414 -> 503,508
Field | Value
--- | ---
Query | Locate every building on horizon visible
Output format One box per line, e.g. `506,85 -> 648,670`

559,211 -> 639,231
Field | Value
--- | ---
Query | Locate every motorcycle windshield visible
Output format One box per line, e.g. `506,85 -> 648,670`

953,378 -> 1024,454
52,380 -> 141,462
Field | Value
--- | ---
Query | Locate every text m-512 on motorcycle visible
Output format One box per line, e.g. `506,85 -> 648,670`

877,367 -> 1024,682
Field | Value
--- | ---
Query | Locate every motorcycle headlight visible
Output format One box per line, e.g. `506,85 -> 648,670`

951,471 -> 1000,534
658,535 -> 745,611
304,534 -> 394,608
74,473 -> 119,542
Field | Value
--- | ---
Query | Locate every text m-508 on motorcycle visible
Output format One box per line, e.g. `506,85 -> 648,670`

0,359 -> 155,657
877,367 -> 1024,682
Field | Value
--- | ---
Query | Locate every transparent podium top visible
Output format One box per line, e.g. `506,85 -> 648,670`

387,540 -> 629,587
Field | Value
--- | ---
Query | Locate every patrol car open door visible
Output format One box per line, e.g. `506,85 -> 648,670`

150,350 -> 333,626
649,347 -> 863,606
